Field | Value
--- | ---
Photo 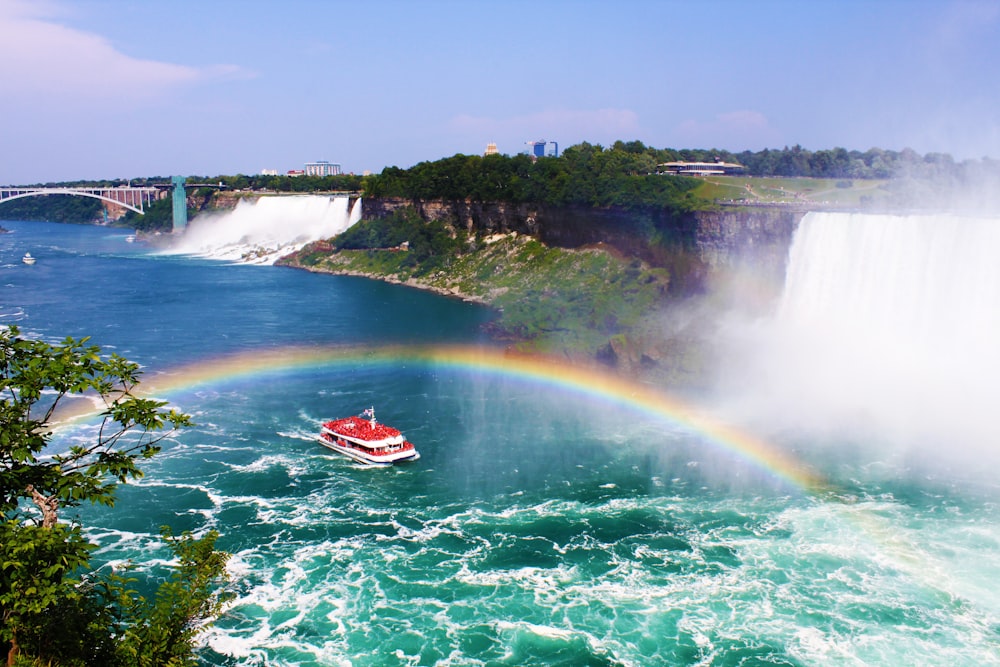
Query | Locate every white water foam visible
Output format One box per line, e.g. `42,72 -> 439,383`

163,195 -> 361,265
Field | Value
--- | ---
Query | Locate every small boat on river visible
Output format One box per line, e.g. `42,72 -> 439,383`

318,407 -> 420,466
21,253 -> 36,265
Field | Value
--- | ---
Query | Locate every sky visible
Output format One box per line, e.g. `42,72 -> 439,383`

1,0 -> 998,184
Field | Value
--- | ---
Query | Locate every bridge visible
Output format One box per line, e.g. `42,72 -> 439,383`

0,176 -> 218,231
0,184 -> 163,215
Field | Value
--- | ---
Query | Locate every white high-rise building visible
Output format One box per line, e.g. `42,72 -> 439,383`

305,161 -> 342,176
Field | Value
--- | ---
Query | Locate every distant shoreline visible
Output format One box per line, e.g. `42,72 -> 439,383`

276,253 -> 491,306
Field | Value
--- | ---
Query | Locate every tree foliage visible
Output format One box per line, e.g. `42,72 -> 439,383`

8,143 -> 998,228
333,208 -> 467,275
119,528 -> 231,667
357,141 -> 1000,208
197,173 -> 363,194
0,327 -> 191,522
121,197 -> 173,233
361,144 -> 704,212
0,326 -> 229,667
0,195 -> 102,224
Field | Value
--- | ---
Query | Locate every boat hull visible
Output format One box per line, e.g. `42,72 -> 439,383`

317,433 -> 420,466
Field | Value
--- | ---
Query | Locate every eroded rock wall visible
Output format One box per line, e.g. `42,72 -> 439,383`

362,197 -> 804,296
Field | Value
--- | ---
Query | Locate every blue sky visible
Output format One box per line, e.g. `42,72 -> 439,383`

1,0 -> 998,184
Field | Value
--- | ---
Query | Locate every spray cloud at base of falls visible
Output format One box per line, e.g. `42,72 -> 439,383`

163,195 -> 362,264
712,210 -> 1000,475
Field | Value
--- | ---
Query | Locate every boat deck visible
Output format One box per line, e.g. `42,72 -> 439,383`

324,415 -> 403,444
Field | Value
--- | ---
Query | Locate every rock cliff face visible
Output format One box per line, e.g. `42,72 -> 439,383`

688,207 -> 803,299
362,197 -> 804,297
201,193 -> 804,286
361,198 -> 544,236
202,193 -> 802,293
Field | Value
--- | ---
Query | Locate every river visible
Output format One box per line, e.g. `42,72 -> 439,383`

2,216 -> 998,666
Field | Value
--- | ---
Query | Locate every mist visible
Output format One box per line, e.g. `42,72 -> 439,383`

163,195 -> 362,264
707,211 -> 1000,479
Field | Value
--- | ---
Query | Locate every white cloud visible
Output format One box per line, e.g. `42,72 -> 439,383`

673,110 -> 782,150
0,1 -> 251,108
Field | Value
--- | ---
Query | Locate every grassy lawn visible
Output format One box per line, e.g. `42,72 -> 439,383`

692,175 -> 893,207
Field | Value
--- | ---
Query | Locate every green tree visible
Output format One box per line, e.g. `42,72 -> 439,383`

119,528 -> 231,667
122,197 -> 173,233
0,325 -> 228,667
0,194 -> 103,224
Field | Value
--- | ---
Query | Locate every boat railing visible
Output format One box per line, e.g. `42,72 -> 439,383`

323,433 -> 413,457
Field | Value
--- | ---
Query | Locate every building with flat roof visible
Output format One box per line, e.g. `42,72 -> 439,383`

524,140 -> 559,159
656,159 -> 745,175
305,161 -> 342,177
526,140 -> 547,159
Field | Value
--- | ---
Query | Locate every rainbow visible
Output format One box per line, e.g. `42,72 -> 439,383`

73,344 -> 979,607
137,344 -> 826,493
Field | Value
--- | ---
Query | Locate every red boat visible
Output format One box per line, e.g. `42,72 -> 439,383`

318,407 -> 420,466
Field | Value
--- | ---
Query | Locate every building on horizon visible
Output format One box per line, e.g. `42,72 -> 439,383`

526,140 -> 547,159
656,159 -> 745,176
525,140 -> 558,159
260,168 -> 279,176
304,161 -> 342,177
484,142 -> 498,156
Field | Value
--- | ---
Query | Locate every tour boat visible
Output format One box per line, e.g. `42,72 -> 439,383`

318,407 -> 420,466
21,252 -> 36,265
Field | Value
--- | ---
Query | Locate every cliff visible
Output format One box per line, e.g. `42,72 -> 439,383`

198,193 -> 803,293
280,199 -> 805,384
361,197 -> 804,298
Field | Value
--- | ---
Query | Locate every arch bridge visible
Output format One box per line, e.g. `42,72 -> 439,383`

0,185 -> 164,215
0,178 -> 225,230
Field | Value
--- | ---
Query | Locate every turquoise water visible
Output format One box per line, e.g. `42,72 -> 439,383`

3,220 -> 999,666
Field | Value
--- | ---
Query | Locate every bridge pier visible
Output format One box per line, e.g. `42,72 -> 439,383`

171,176 -> 187,232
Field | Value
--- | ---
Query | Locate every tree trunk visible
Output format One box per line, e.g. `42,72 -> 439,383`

6,633 -> 18,667
26,484 -> 58,528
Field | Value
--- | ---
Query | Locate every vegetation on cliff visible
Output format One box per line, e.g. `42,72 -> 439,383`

206,173 -> 363,194
354,141 -> 1000,211
0,195 -> 102,224
704,144 -> 999,180
285,208 -> 678,360
121,197 -> 174,232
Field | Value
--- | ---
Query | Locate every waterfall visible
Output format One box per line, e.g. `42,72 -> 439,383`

164,195 -> 360,265
719,211 -> 1000,456
349,197 -> 363,226
778,212 -> 1000,358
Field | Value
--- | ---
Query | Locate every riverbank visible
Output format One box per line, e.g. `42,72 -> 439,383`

277,231 -> 716,381
280,242 -> 492,306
